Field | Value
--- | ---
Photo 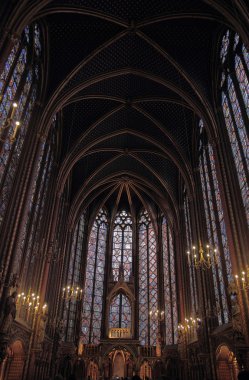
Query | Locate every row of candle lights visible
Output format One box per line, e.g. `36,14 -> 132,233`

178,317 -> 202,332
149,310 -> 164,318
17,291 -> 47,314
62,285 -> 83,301
186,244 -> 218,269
234,268 -> 249,290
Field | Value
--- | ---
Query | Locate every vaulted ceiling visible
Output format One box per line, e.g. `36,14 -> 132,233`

7,0 -> 248,225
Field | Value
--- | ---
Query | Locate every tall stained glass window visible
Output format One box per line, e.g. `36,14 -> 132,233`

162,217 -> 178,345
220,31 -> 249,226
139,209 -> 158,346
64,213 -> 85,342
199,120 -> 232,324
112,210 -> 132,281
183,193 -> 198,315
82,208 -> 108,344
109,293 -> 131,329
0,24 -> 41,229
18,122 -> 57,292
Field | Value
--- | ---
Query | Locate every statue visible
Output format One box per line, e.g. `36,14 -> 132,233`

0,291 -> 18,334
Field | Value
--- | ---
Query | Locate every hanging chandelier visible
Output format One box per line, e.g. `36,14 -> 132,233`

187,243 -> 218,269
178,316 -> 202,334
62,285 -> 83,301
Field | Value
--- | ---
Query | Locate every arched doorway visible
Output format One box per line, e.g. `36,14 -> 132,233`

6,340 -> 25,380
216,344 -> 239,380
113,351 -> 125,378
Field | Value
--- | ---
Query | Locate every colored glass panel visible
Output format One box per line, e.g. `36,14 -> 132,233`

109,293 -> 131,329
82,209 -> 108,344
139,210 -> 158,346
222,93 -> 249,225
0,41 -> 20,93
162,217 -> 178,345
112,210 -> 132,281
65,213 -> 85,342
199,124 -> 231,324
221,32 -> 249,227
235,54 -> 249,119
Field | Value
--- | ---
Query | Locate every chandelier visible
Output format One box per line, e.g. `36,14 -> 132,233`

62,285 -> 83,301
17,289 -> 47,325
178,316 -> 202,334
187,243 -> 218,269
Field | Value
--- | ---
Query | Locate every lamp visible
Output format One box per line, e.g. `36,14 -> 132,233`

16,289 -> 47,326
234,268 -> 249,291
0,102 -> 21,142
187,243 -> 218,269
178,316 -> 202,333
62,285 -> 83,301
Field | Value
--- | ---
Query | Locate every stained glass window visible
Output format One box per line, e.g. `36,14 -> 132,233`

139,210 -> 158,346
65,213 -> 85,342
162,217 -> 178,345
112,210 -> 132,281
221,31 -> 249,226
0,24 -> 41,229
82,208 -> 108,344
109,293 -> 131,329
183,194 -> 198,315
22,134 -> 55,292
0,41 -> 20,93
199,120 -> 232,324
220,30 -> 230,63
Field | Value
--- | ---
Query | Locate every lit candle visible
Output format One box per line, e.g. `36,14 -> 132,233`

10,121 -> 20,142
187,251 -> 190,266
206,245 -> 211,265
10,102 -> 18,119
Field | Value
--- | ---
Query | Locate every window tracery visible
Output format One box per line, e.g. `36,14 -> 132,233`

109,293 -> 131,329
199,120 -> 232,324
220,31 -> 249,226
139,209 -> 158,346
0,24 -> 41,229
81,208 -> 108,344
112,209 -> 132,281
162,216 -> 178,344
183,193 -> 198,315
64,212 -> 85,342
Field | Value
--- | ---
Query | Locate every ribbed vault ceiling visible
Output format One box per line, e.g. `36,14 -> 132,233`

26,0 -> 242,224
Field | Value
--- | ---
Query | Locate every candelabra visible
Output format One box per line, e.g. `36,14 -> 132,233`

0,102 -> 21,142
186,243 -> 218,269
178,317 -> 202,333
235,268 -> 249,291
62,285 -> 83,301
16,289 -> 47,326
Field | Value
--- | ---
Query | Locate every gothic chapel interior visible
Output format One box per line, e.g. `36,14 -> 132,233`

0,1 -> 249,380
